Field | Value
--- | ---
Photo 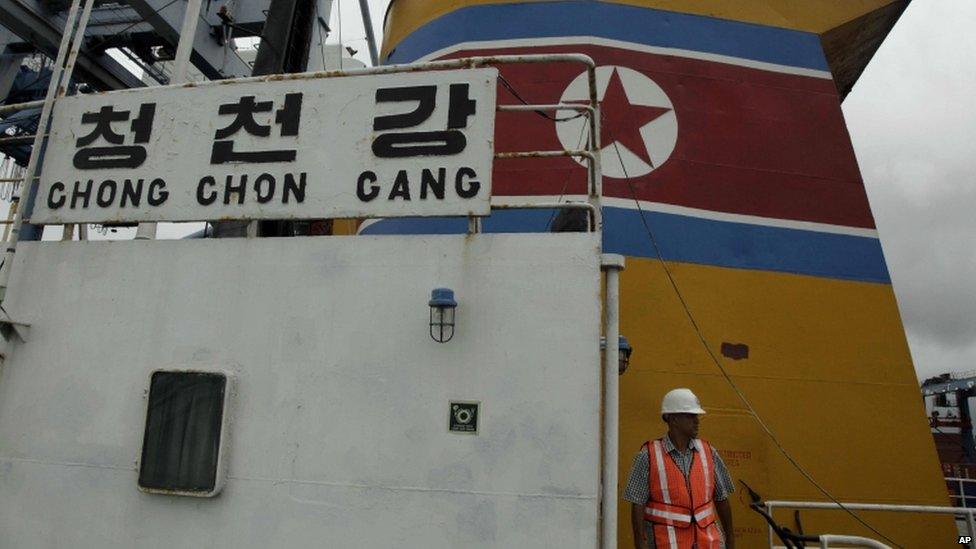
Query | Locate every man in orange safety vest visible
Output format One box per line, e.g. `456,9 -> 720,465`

623,388 -> 735,549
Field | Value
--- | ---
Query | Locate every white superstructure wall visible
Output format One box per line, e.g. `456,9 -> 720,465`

0,233 -> 602,548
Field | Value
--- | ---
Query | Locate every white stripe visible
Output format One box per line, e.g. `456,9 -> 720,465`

652,441 -> 679,549
361,195 -> 879,239
491,195 -> 880,239
411,36 -> 833,80
696,440 -> 717,547
652,440 -> 671,503
649,508 -> 693,522
694,507 -> 714,522
694,440 -> 716,547
696,439 -> 712,499
357,218 -> 382,233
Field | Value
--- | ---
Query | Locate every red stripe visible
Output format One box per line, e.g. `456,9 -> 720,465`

440,43 -> 876,229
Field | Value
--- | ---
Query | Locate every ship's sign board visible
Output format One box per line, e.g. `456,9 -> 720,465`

31,69 -> 498,224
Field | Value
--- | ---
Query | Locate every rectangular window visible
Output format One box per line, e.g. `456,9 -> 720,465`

138,371 -> 229,496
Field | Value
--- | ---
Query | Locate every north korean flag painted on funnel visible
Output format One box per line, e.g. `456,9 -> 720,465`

445,43 -> 874,230
373,2 -> 889,283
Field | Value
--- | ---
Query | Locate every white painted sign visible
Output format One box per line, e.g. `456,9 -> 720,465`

32,69 -> 498,224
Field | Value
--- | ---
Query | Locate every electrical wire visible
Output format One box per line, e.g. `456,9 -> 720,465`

498,74 -> 585,122
544,114 -> 589,230
603,124 -> 904,549
487,74 -> 587,229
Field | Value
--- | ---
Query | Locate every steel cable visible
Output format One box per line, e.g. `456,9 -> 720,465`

604,122 -> 904,549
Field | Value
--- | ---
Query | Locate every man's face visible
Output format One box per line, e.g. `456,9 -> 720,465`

669,413 -> 700,439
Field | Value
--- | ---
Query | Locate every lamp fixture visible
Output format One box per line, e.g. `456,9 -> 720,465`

429,288 -> 457,343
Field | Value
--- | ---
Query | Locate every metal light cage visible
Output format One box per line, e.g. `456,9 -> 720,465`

429,288 -> 457,343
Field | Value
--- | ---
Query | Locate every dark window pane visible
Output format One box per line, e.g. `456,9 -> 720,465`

139,371 -> 226,494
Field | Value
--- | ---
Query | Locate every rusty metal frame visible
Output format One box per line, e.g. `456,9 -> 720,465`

0,0 -> 96,303
493,102 -> 602,231
0,99 -> 45,115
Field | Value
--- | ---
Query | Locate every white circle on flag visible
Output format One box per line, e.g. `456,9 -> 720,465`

556,66 -> 678,179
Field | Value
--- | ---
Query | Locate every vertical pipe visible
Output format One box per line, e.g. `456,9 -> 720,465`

136,0 -> 205,240
968,510 -> 976,549
767,504 -> 775,549
357,0 -> 380,66
586,65 -> 602,231
601,253 -> 625,549
172,0 -> 205,83
0,0 -> 94,302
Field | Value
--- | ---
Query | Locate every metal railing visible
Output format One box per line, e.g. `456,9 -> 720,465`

771,535 -> 892,548
766,500 -> 976,549
947,477 -> 976,508
0,0 -> 96,303
494,102 -> 601,232
0,99 -> 45,116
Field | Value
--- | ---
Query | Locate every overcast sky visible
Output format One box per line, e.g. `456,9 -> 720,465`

844,0 -> 976,381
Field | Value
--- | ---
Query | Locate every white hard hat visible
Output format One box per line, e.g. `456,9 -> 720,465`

661,388 -> 706,415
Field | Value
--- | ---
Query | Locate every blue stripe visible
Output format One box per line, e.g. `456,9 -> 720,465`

360,208 -> 890,284
386,1 -> 829,72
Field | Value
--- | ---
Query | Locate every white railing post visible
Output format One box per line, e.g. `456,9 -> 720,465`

967,510 -> 976,549
600,253 -> 625,549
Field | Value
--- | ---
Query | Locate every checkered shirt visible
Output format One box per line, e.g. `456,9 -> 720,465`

623,436 -> 735,549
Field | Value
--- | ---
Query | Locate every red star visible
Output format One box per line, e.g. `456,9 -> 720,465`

598,68 -> 672,166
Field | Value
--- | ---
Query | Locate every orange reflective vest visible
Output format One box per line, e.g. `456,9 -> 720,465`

643,438 -> 723,549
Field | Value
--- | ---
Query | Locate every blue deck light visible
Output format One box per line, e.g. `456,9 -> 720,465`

429,288 -> 457,343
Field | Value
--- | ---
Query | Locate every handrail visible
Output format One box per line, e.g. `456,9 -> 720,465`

494,102 -> 600,230
817,534 -> 892,548
0,100 -> 45,116
766,500 -> 975,549
497,103 -> 594,115
768,499 -> 975,514
819,534 -> 892,548
945,477 -> 976,508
